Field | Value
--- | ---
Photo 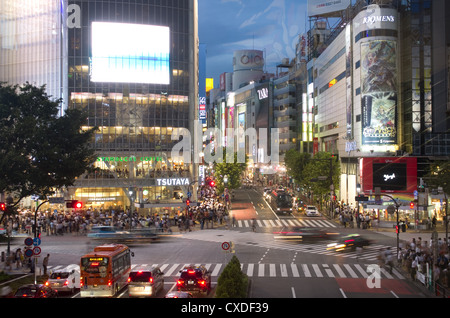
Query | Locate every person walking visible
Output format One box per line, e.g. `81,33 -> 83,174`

43,254 -> 50,276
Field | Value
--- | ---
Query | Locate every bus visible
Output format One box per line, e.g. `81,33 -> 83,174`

268,190 -> 293,214
80,244 -> 132,297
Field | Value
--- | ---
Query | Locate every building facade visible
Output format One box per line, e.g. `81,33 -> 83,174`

308,0 -> 450,222
1,0 -> 199,214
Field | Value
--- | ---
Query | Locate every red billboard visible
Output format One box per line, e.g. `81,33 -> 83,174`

360,157 -> 417,194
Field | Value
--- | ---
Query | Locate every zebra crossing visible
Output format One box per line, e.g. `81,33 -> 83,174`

261,241 -> 398,262
233,218 -> 337,228
48,262 -> 404,280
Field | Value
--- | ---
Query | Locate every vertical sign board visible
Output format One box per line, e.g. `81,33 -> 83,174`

360,40 -> 398,146
345,23 -> 353,139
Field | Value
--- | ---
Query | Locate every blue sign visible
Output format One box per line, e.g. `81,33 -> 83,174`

24,237 -> 33,246
24,248 -> 33,258
33,237 -> 41,246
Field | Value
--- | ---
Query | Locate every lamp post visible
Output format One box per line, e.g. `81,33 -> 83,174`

384,195 -> 400,258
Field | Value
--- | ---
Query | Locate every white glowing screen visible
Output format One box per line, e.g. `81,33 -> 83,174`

91,22 -> 170,84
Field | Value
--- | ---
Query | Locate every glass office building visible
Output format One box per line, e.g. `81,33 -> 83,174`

1,0 -> 199,214
0,0 -> 65,109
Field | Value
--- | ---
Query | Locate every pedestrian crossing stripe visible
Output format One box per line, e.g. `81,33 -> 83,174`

235,219 -> 337,228
47,263 -> 404,280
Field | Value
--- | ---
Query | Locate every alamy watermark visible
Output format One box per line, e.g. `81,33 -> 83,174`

66,4 -> 81,29
366,264 -> 381,289
171,120 -> 280,167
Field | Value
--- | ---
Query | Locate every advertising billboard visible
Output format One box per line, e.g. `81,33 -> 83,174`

233,50 -> 264,72
360,157 -> 417,194
91,22 -> 170,84
360,40 -> 397,146
307,0 -> 351,17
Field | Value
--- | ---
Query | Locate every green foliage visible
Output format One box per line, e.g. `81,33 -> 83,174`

213,149 -> 247,194
284,149 -> 311,184
301,152 -> 340,197
0,82 -> 97,213
426,160 -> 450,195
215,255 -> 248,298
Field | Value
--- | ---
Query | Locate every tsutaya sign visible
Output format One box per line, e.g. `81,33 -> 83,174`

97,156 -> 164,163
156,178 -> 190,186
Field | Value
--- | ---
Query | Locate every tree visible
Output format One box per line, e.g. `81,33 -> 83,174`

284,149 -> 311,184
0,83 -> 97,220
213,149 -> 247,194
215,255 -> 248,298
426,160 -> 450,195
302,152 -> 340,197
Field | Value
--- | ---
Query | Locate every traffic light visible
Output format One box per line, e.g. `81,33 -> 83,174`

410,202 -> 415,209
186,199 -> 190,206
395,225 -> 399,234
66,200 -> 83,209
209,180 -> 216,187
0,202 -> 6,212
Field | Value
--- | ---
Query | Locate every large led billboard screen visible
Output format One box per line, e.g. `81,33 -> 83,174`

372,163 -> 407,191
91,22 -> 170,84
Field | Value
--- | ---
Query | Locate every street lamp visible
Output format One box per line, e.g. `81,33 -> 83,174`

385,195 -> 400,258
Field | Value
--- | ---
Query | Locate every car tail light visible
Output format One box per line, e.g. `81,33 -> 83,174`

64,280 -> 69,286
198,280 -> 206,286
149,277 -> 153,283
127,277 -> 131,283
45,281 -> 49,286
108,280 -> 112,286
177,279 -> 184,286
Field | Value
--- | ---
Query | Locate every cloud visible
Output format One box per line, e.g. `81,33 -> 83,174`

200,0 -> 308,82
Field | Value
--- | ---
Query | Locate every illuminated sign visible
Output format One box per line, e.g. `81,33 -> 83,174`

363,16 -> 395,24
97,156 -> 163,163
91,22 -> 170,84
156,178 -> 190,186
257,88 -> 269,100
360,40 -> 398,146
199,96 -> 206,121
328,78 -> 337,88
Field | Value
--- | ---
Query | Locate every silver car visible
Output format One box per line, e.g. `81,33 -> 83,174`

45,266 -> 80,294
128,266 -> 164,297
306,206 -> 320,217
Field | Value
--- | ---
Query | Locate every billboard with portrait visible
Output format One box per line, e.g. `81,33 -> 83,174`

91,22 -> 170,84
360,40 -> 397,146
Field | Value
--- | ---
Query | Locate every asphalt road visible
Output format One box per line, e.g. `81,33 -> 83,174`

1,188 -> 436,299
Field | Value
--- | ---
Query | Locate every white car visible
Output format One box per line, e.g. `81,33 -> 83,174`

45,266 -> 80,294
306,206 -> 320,217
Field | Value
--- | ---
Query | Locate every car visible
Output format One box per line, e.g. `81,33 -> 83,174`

14,284 -> 58,298
128,265 -> 165,297
273,226 -> 339,241
327,234 -> 372,252
306,206 -> 320,217
45,266 -> 80,294
165,291 -> 194,298
176,265 -> 211,295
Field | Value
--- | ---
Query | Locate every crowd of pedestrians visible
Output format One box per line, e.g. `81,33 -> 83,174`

336,207 -> 376,229
179,184 -> 230,231
397,236 -> 450,287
